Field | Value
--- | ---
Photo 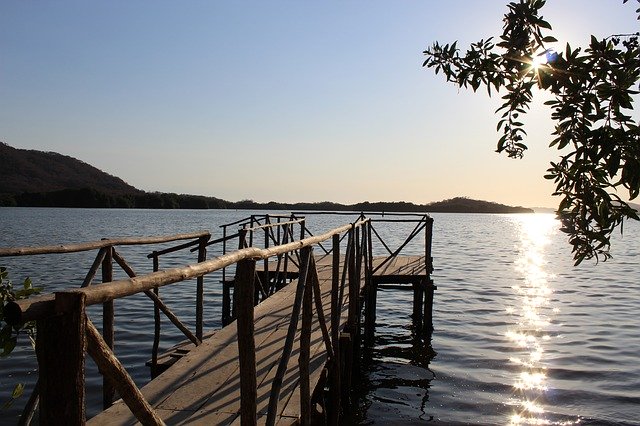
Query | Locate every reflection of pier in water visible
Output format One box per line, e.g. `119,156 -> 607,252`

2,212 -> 435,425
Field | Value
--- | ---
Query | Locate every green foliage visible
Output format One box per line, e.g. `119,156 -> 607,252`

0,267 -> 40,356
423,0 -> 640,264
0,267 -> 40,408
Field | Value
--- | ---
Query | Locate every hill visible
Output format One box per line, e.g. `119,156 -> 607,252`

0,142 -> 533,213
424,197 -> 532,213
0,142 -> 140,195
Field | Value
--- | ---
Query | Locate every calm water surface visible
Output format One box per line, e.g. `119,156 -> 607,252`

0,208 -> 638,425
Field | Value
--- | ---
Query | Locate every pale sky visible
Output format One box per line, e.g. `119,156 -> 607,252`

1,1 -> 637,208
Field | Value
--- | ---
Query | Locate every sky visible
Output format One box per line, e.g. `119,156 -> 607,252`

1,1 -> 637,208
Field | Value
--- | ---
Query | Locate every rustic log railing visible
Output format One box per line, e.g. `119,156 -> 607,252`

0,231 -> 211,419
219,214 -> 309,325
290,211 -> 435,334
3,212 -> 435,425
4,219 -> 373,426
364,212 -> 435,334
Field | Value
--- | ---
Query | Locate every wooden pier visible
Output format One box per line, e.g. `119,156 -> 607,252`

2,213 -> 434,425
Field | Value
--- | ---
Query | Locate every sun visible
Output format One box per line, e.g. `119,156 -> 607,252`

531,49 -> 558,71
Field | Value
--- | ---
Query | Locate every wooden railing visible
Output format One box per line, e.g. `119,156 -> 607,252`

218,214 -> 308,325
0,232 -> 211,421
2,212 -> 434,425
4,219 -> 372,425
290,211 -> 435,336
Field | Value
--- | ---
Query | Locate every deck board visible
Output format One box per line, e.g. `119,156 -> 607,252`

88,254 -> 426,425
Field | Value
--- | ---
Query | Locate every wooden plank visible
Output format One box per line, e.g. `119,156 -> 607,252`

145,331 -> 217,373
89,253 -> 427,425
88,284 -> 300,424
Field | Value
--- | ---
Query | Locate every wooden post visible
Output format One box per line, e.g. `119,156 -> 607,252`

249,217 -> 254,247
264,227 -> 270,301
101,246 -> 115,409
276,217 -> 281,245
222,280 -> 231,326
330,234 -> 341,424
266,247 -> 311,426
151,253 -> 161,378
423,216 -> 435,332
222,226 -> 228,288
347,227 -> 359,346
282,224 -> 290,289
412,281 -> 424,325
299,253 -> 313,425
37,291 -> 87,425
425,216 -> 434,274
347,228 -> 357,331
364,221 -> 376,344
196,236 -> 207,341
231,229 -> 248,321
424,278 -> 435,334
354,227 -> 363,348
339,332 -> 352,410
236,259 -> 257,426
311,257 -> 332,358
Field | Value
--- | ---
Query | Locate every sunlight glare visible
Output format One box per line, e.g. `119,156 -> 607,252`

506,214 -> 560,425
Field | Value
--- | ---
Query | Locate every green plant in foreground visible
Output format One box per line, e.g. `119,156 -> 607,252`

423,0 -> 640,265
0,267 -> 41,408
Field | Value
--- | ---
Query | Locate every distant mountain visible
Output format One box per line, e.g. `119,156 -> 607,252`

0,142 -> 140,195
423,197 -> 532,213
0,142 -> 533,213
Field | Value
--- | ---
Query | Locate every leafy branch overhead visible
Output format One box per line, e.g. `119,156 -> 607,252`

423,0 -> 640,265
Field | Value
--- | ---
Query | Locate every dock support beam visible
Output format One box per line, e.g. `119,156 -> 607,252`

102,246 -> 115,409
412,280 -> 424,327
236,259 -> 257,426
424,279 -> 436,334
364,279 -> 377,345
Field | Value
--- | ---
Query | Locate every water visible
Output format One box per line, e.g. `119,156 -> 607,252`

1,208 -> 639,425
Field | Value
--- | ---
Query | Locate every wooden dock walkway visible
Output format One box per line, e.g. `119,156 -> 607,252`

90,256 -> 346,425
88,254 -> 427,425
3,213 -> 434,425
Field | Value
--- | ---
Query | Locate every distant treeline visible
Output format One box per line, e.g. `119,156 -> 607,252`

0,188 -> 533,213
0,188 -> 227,209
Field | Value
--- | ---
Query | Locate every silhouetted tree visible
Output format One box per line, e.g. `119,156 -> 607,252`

424,0 -> 640,264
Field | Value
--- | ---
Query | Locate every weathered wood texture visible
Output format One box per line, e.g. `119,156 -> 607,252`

86,320 -> 166,426
6,222 -> 367,325
87,250 -> 428,425
256,254 -> 426,281
87,252 -> 351,425
0,232 -> 211,257
37,292 -> 87,425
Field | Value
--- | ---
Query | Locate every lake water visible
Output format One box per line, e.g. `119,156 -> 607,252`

0,208 -> 639,425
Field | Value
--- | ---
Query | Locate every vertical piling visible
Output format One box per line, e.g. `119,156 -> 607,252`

196,236 -> 207,341
330,234 -> 342,423
37,291 -> 87,425
101,246 -> 115,409
151,253 -> 161,378
236,258 -> 257,426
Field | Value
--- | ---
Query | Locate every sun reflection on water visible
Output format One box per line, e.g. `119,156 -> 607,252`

506,215 -> 580,425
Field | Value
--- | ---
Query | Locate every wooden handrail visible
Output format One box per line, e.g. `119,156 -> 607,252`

242,218 -> 304,232
5,219 -> 370,325
0,231 -> 211,257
